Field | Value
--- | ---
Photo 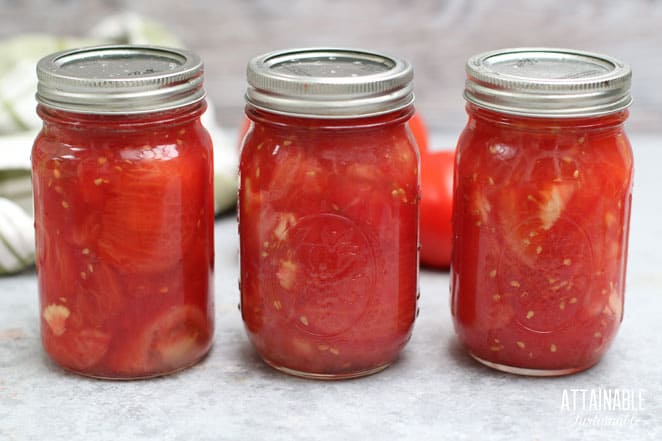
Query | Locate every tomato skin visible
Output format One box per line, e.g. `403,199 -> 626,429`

32,103 -> 214,379
451,106 -> 633,374
239,106 -> 419,378
419,149 -> 454,268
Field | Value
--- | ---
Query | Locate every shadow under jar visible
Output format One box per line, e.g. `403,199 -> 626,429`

239,48 -> 420,380
451,48 -> 634,376
32,46 -> 215,379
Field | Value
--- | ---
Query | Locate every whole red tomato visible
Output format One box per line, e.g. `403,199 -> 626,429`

409,112 -> 454,269
420,149 -> 454,268
408,111 -> 429,153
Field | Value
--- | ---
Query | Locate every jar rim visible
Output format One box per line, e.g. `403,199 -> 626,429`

36,45 -> 206,115
464,47 -> 632,118
245,47 -> 415,118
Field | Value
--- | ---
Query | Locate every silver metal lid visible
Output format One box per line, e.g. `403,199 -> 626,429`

36,45 -> 205,114
245,48 -> 414,118
464,48 -> 632,118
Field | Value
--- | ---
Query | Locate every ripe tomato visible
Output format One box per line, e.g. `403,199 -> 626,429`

419,149 -> 455,268
406,110 -> 454,268
408,111 -> 429,153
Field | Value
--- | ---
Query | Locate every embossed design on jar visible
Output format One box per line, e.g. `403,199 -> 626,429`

497,216 -> 594,333
271,213 -> 377,337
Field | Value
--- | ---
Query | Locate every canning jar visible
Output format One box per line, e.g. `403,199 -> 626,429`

32,45 -> 215,379
239,48 -> 419,379
451,48 -> 633,376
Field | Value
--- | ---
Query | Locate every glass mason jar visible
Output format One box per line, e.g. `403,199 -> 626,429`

239,48 -> 420,379
32,46 -> 215,379
451,48 -> 633,376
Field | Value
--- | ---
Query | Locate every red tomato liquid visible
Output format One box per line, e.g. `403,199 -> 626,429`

239,107 -> 419,379
32,103 -> 215,379
451,106 -> 633,375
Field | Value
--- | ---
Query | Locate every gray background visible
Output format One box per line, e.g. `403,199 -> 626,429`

2,0 -> 661,134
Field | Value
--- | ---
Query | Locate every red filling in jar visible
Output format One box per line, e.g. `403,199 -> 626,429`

32,45 -> 214,379
239,48 -> 420,379
451,48 -> 633,376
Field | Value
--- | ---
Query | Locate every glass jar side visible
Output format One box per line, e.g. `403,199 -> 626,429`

450,105 -> 633,376
32,102 -> 215,379
238,105 -> 420,379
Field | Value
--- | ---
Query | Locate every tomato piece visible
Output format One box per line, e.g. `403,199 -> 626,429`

495,180 -> 578,267
37,228 -> 125,327
96,150 -> 206,274
110,304 -> 211,376
419,149 -> 454,268
42,313 -> 112,372
42,304 -> 71,337
267,142 -> 329,210
73,261 -> 126,327
268,213 -> 377,337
